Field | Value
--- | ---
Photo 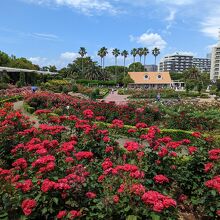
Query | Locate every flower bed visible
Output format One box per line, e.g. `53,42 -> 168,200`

0,104 -> 220,219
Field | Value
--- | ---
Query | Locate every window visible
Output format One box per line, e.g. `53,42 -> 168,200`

144,75 -> 149,80
157,74 -> 162,79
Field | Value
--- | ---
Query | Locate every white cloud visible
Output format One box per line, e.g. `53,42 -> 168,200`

60,52 -> 79,61
22,0 -> 119,15
130,32 -> 167,50
165,8 -> 176,21
32,33 -> 59,40
156,0 -> 195,6
201,17 -> 220,39
29,51 -> 79,68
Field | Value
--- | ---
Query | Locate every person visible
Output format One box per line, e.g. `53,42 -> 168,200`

156,93 -> 161,102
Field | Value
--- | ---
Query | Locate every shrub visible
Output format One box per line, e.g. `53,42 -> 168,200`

72,85 -> 78,92
0,83 -> 8,90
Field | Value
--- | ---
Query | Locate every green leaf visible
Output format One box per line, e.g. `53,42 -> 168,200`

211,190 -> 217,196
52,197 -> 59,205
151,213 -> 160,220
42,207 -> 47,215
126,215 -> 138,220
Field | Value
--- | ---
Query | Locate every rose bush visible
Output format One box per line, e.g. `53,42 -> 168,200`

0,99 -> 220,219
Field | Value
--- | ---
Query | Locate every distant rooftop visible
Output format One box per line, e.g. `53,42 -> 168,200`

0,66 -> 57,75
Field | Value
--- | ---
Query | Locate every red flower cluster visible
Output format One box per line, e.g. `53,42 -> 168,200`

130,183 -> 146,196
102,158 -> 113,170
83,109 -> 94,119
188,146 -> 198,155
124,141 -> 139,152
74,151 -> 93,160
32,155 -> 55,173
34,109 -> 52,115
192,132 -> 201,138
12,158 -> 28,170
39,124 -> 66,135
86,192 -> 97,199
21,199 -> 37,216
110,119 -> 124,129
135,122 -> 148,129
205,176 -> 220,193
208,149 -> 220,160
16,179 -> 33,192
153,174 -> 169,184
142,191 -> 176,212
204,162 -> 214,173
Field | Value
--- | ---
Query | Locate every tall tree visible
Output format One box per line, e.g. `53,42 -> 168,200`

137,48 -> 143,63
142,47 -> 149,71
98,47 -> 108,69
112,48 -> 120,81
121,50 -> 129,77
131,48 -> 138,71
152,47 -> 160,66
78,47 -> 87,77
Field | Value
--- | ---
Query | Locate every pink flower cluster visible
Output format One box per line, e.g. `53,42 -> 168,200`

21,199 -> 37,216
142,191 -> 176,212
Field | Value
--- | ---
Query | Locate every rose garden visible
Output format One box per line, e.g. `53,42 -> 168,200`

0,86 -> 220,220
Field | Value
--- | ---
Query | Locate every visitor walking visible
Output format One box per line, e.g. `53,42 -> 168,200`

156,93 -> 161,102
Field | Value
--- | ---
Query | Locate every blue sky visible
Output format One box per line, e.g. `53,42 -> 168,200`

0,0 -> 220,69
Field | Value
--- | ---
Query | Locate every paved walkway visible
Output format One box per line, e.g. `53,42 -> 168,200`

68,92 -> 89,100
13,101 -> 39,127
102,90 -> 129,105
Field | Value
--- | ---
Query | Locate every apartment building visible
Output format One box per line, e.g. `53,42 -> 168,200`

193,58 -> 211,72
159,54 -> 193,72
159,54 -> 211,73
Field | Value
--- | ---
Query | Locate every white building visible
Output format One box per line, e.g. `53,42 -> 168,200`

210,32 -> 220,80
159,54 -> 193,72
193,58 -> 211,72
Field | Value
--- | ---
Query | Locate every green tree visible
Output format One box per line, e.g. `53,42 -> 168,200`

216,79 -> 220,92
98,47 -> 108,69
121,50 -> 129,77
19,72 -> 26,87
152,47 -> 160,66
197,81 -> 203,94
183,66 -> 201,80
112,48 -> 120,81
128,62 -> 144,72
137,48 -> 143,63
78,47 -> 87,77
0,51 -> 10,66
48,65 -> 57,72
142,47 -> 149,71
131,48 -> 138,71
123,74 -> 134,86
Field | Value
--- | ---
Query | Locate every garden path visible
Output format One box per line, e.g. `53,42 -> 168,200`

68,92 -> 89,100
102,90 -> 129,104
13,101 -> 39,127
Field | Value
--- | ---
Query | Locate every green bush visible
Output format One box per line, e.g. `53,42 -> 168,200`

0,83 -> 8,90
72,85 -> 78,92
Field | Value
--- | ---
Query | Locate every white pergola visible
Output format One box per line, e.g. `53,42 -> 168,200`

0,66 -> 57,75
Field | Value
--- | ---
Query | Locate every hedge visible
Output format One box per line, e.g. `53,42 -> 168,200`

95,121 -> 220,144
76,79 -> 117,86
0,95 -> 23,105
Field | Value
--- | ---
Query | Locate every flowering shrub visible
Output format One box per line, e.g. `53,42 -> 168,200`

0,103 -> 220,219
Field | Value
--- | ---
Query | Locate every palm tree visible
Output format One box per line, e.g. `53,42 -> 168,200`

142,47 -> 149,71
112,48 -> 120,82
121,50 -> 129,77
152,47 -> 160,67
78,47 -> 87,77
98,47 -> 108,69
131,48 -> 138,72
137,48 -> 143,63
